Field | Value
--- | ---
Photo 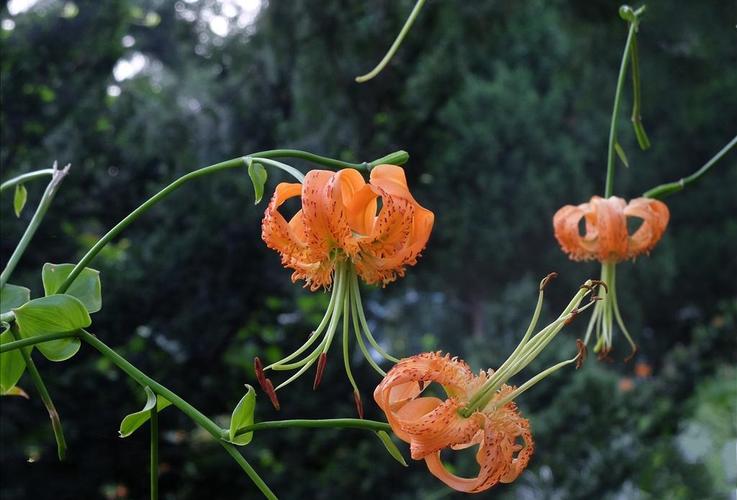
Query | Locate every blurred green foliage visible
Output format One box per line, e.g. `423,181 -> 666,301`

1,0 -> 736,498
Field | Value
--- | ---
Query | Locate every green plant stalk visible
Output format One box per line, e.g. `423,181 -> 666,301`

604,21 -> 638,197
75,329 -> 277,500
643,134 -> 737,199
9,324 -> 67,460
1,165 -> 69,288
55,150 -> 409,294
0,169 -> 55,193
232,419 -> 391,438
355,0 -> 428,83
150,402 -> 159,500
0,330 -> 78,353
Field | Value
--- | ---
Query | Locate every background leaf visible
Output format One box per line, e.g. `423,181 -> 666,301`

13,295 -> 90,361
42,263 -> 102,314
119,386 -> 172,438
228,384 -> 256,446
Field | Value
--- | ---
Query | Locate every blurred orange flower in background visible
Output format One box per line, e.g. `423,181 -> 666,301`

553,195 -> 669,263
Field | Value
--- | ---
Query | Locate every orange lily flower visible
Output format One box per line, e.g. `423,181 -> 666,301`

256,165 -> 434,412
552,196 -> 670,359
262,164 -> 434,289
374,277 -> 601,493
553,196 -> 669,263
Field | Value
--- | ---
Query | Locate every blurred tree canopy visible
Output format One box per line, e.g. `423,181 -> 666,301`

1,0 -> 735,498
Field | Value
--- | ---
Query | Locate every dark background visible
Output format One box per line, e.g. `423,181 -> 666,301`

1,0 -> 736,498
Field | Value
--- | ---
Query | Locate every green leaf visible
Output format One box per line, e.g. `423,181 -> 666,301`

374,430 -> 408,466
0,330 -> 27,394
13,295 -> 91,361
2,386 -> 29,398
227,384 -> 256,445
614,142 -> 630,168
42,263 -> 102,314
248,161 -> 268,204
13,184 -> 28,217
119,386 -> 172,438
0,284 -> 31,314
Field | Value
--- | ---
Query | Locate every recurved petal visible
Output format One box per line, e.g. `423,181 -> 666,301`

553,202 -> 598,261
623,197 -> 670,258
369,164 -> 418,204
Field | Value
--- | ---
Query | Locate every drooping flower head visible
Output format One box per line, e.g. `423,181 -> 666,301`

553,196 -> 670,359
374,277 -> 601,493
256,165 -> 434,412
262,164 -> 434,289
553,196 -> 669,263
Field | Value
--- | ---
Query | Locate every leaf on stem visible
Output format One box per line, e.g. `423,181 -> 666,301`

42,263 -> 102,314
614,142 -> 630,168
227,384 -> 256,446
13,184 -> 27,217
119,386 -> 172,438
0,329 -> 27,394
13,295 -> 91,361
1,284 -> 31,314
374,430 -> 408,467
248,162 -> 268,204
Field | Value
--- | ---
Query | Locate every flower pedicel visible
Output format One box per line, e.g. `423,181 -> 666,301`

255,165 -> 433,413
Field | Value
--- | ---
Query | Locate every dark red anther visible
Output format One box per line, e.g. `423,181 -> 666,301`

313,352 -> 327,390
564,308 -> 580,326
575,339 -> 587,369
597,347 -> 614,363
418,380 -> 425,391
539,272 -> 559,291
254,357 -> 268,391
264,379 -> 280,410
353,389 -> 364,419
623,344 -> 638,364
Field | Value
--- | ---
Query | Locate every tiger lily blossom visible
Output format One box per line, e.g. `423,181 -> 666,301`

255,164 -> 434,412
553,195 -> 669,359
374,276 -> 600,493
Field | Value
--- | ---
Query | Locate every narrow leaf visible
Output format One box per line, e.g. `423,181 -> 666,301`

13,184 -> 27,217
375,430 -> 408,466
615,142 -> 630,168
248,162 -> 268,204
2,386 -> 29,398
228,384 -> 256,446
0,330 -> 27,394
13,295 -> 90,361
1,284 -> 31,314
42,263 -> 102,314
119,386 -> 172,438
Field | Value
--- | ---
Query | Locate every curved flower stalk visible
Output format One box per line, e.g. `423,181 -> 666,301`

553,195 -> 669,359
374,276 -> 600,493
255,165 -> 434,414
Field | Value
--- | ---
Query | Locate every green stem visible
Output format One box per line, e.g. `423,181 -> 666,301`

55,158 -> 246,294
643,134 -> 737,199
56,150 -> 409,294
76,329 -> 277,499
604,20 -> 638,197
1,164 -> 70,288
355,0 -> 428,83
233,418 -> 391,438
9,324 -> 67,460
150,400 -> 159,500
0,330 -> 77,353
0,168 -> 55,193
